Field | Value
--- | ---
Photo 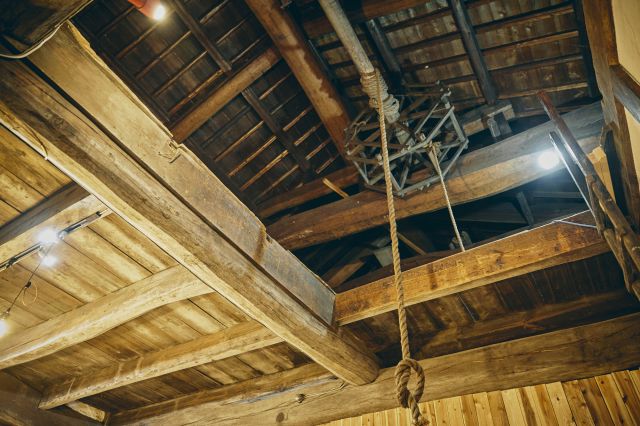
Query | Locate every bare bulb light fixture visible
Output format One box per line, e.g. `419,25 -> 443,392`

127,0 -> 167,20
538,150 -> 560,170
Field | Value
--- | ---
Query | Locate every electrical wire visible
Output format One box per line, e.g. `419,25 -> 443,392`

0,23 -> 63,60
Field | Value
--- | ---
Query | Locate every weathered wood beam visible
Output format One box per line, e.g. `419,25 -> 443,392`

65,402 -> 107,424
334,212 -> 608,324
110,313 -> 640,425
268,103 -> 603,249
448,0 -> 497,104
363,19 -> 403,91
40,321 -> 281,409
28,23 -> 334,327
0,0 -> 90,46
258,167 -> 359,218
0,372 -> 93,426
0,183 -> 103,264
170,47 -> 280,143
612,64 -> 640,124
245,0 -> 351,159
0,26 -> 379,385
0,266 -> 210,370
572,0 -> 599,98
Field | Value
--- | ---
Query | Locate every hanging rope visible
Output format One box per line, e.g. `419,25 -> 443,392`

375,70 -> 427,426
429,147 -> 465,252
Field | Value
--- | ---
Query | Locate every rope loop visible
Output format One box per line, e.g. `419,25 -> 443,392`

395,358 -> 427,425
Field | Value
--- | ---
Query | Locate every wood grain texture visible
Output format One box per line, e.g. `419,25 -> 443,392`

0,182 -> 103,264
110,314 -> 640,425
335,212 -> 608,324
0,266 -> 209,370
170,48 -> 280,143
268,104 -> 603,249
0,45 -> 379,386
40,321 -> 281,408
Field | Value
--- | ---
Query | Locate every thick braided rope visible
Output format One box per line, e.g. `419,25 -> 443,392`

375,70 -> 427,426
429,146 -> 465,252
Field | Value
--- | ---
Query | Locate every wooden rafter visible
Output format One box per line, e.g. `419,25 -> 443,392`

39,321 -> 281,409
0,266 -> 210,370
268,103 -> 603,249
0,24 -> 379,386
245,0 -> 351,159
109,313 -> 640,425
0,183 -> 103,264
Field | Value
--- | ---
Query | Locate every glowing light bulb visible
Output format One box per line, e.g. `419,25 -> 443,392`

153,4 -> 166,20
538,150 -> 559,170
41,255 -> 57,267
38,228 -> 59,245
0,317 -> 8,338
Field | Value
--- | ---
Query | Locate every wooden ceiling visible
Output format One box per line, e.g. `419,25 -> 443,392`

0,0 -> 639,424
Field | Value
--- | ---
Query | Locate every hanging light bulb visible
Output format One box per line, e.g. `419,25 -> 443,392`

537,149 -> 560,170
127,0 -> 167,20
37,228 -> 59,245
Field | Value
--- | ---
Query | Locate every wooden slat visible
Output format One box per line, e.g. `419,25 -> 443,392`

0,28 -> 379,386
40,321 -> 281,409
109,314 -> 640,425
170,47 -> 280,143
335,212 -> 608,324
0,183 -> 103,263
268,103 -> 603,249
245,0 -> 351,158
0,266 -> 210,370
612,64 -> 640,124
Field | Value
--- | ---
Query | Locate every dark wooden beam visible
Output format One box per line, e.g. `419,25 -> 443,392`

612,64 -> 640,124
245,0 -> 351,159
447,0 -> 498,104
363,19 -> 403,91
109,313 -> 640,425
267,103 -> 603,250
241,88 -> 315,178
572,0 -> 599,98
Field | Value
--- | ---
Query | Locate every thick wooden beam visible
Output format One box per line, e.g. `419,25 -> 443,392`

0,183 -> 103,264
448,0 -> 497,104
0,28 -> 379,385
110,313 -> 640,425
268,103 -> 603,249
40,321 -> 281,409
28,24 -> 334,327
334,212 -> 608,324
0,372 -> 93,426
245,0 -> 351,158
170,48 -> 280,143
612,64 -> 640,124
258,167 -> 359,218
0,266 -> 210,370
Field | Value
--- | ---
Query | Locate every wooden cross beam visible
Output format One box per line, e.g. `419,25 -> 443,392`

108,313 -> 640,425
267,103 -> 604,249
0,24 -> 378,386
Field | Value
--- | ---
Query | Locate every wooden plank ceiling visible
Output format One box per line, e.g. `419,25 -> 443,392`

0,0 -> 638,424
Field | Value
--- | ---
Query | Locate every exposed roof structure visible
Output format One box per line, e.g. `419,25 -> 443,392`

0,0 -> 639,424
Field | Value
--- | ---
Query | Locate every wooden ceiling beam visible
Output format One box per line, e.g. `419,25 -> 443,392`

245,0 -> 351,159
170,47 -> 280,143
334,212 -> 608,324
0,24 -> 379,386
39,321 -> 281,409
0,183 -> 104,264
267,103 -> 603,250
448,0 -> 497,104
109,313 -> 640,425
0,266 -> 210,370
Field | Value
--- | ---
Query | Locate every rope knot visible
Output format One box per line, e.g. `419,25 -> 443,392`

395,358 -> 427,425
